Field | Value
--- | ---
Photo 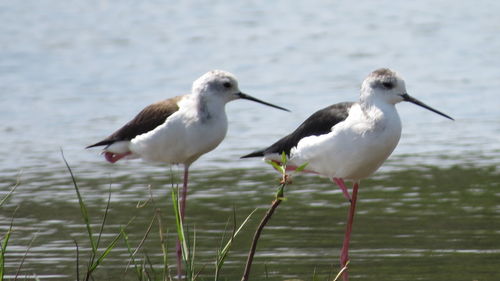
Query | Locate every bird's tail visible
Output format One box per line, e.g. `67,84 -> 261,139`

85,140 -> 113,149
240,149 -> 265,158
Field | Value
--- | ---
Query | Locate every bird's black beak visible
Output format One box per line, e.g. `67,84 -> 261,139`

400,93 -> 454,120
236,92 -> 290,112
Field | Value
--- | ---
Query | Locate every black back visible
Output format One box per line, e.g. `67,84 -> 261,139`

241,102 -> 354,158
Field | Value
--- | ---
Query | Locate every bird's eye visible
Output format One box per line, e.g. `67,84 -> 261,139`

223,82 -> 232,88
382,82 -> 394,89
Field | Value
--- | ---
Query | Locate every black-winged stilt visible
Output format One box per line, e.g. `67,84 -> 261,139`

241,68 -> 453,280
86,70 -> 289,278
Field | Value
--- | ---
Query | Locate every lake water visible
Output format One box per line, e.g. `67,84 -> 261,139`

1,0 -> 499,280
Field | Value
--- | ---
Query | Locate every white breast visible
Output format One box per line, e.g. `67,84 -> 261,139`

129,104 -> 228,165
289,103 -> 402,180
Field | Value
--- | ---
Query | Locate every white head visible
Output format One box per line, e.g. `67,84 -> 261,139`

192,70 -> 241,102
192,70 -> 289,111
360,68 -> 407,105
361,68 -> 454,120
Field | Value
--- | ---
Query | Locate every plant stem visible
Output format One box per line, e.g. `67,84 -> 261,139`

241,183 -> 285,281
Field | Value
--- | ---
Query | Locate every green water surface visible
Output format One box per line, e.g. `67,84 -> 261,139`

1,164 -> 499,280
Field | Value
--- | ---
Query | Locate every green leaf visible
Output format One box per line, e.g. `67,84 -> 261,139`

295,162 -> 309,172
266,160 -> 284,174
280,151 -> 287,165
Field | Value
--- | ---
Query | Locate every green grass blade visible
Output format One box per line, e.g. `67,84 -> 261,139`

0,171 -> 21,207
133,216 -> 156,258
121,227 -> 143,280
123,209 -> 158,279
0,225 -> 12,281
171,188 -> 189,260
95,185 -> 113,251
14,233 -> 36,281
171,188 -> 192,279
88,185 -> 113,271
155,210 -> 171,281
88,231 -> 123,273
73,239 -> 80,281
215,208 -> 258,281
183,224 -> 193,280
214,214 -> 232,281
61,149 -> 96,253
220,208 -> 257,256
145,253 -> 157,280
171,189 -> 184,244
189,227 -> 197,280
1,207 -> 18,281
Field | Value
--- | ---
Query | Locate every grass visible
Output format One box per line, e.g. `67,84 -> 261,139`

0,214 -> 13,281
62,150 -> 125,281
172,185 -> 258,281
242,152 -> 309,281
0,173 -> 21,281
0,151 -> 347,281
64,150 -> 262,281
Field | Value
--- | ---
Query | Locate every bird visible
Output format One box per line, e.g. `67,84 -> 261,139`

241,68 -> 453,281
86,70 -> 289,278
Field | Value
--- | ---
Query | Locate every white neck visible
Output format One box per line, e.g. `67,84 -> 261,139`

181,93 -> 227,123
358,93 -> 402,133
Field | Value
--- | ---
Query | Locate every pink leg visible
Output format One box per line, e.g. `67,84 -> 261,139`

340,181 -> 359,281
180,166 -> 189,220
176,166 -> 189,280
333,177 -> 352,202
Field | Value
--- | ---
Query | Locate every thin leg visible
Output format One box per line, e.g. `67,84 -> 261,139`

333,177 -> 352,202
340,181 -> 359,281
176,166 -> 189,280
180,166 -> 189,220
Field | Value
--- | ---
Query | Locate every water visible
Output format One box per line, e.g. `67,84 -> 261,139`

1,0 -> 499,280
2,166 -> 499,280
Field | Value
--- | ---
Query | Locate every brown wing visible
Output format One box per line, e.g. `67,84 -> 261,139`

86,95 -> 184,148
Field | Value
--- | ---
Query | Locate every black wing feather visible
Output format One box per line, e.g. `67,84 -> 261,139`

241,102 -> 354,158
86,96 -> 183,148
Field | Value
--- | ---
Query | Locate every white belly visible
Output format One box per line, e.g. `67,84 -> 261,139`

129,112 -> 228,165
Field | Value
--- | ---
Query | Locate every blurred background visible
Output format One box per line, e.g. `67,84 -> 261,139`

1,0 -> 499,280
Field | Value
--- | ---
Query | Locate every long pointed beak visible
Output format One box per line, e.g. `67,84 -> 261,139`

401,93 -> 454,120
236,92 -> 290,112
